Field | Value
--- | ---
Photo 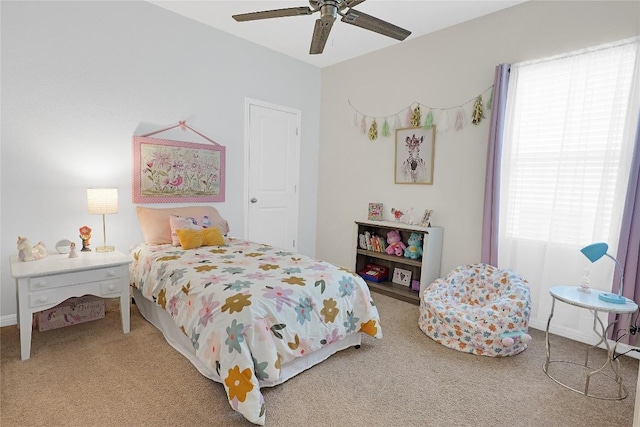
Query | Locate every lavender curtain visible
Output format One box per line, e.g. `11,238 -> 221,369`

480,64 -> 511,266
610,113 -> 640,344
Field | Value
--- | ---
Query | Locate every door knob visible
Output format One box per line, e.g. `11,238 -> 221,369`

250,197 -> 258,203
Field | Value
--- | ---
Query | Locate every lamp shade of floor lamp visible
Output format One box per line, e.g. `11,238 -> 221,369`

87,188 -> 118,252
580,242 -> 626,304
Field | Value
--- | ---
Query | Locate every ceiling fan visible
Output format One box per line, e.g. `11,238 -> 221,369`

232,0 -> 411,55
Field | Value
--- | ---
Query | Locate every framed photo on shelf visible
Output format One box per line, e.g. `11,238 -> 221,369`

392,267 -> 412,287
419,209 -> 433,227
394,126 -> 436,185
368,203 -> 383,221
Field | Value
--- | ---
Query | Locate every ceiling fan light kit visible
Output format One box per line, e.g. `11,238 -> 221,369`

232,0 -> 411,55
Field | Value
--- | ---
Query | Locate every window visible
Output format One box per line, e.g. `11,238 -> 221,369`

498,37 -> 639,342
501,39 -> 639,246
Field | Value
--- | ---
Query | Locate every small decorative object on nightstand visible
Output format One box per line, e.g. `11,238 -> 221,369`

55,239 -> 73,254
16,236 -> 47,262
68,242 -> 78,258
79,225 -> 92,251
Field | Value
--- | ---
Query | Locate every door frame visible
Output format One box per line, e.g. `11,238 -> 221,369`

243,97 -> 302,244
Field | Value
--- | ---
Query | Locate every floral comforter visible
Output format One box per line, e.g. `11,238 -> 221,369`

130,238 -> 382,425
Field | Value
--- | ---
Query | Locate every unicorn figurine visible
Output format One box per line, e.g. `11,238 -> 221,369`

17,236 -> 48,262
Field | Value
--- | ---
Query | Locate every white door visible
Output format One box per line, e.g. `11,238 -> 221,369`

245,99 -> 300,251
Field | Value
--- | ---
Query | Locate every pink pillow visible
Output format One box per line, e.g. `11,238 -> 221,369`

136,206 -> 230,245
169,214 -> 218,246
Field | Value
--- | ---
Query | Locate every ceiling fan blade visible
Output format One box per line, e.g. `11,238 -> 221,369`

309,18 -> 334,55
343,0 -> 367,9
232,7 -> 313,22
341,9 -> 411,41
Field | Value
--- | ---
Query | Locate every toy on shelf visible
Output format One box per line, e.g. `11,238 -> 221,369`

385,230 -> 406,257
391,208 -> 404,222
404,232 -> 423,259
17,236 -> 48,262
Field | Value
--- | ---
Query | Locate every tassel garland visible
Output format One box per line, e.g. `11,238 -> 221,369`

423,109 -> 433,129
455,109 -> 465,131
381,119 -> 390,137
368,119 -> 378,140
348,83 -> 493,138
471,96 -> 485,125
411,105 -> 422,127
438,110 -> 450,133
405,108 -> 413,128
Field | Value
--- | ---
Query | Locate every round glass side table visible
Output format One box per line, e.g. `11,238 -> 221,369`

543,285 -> 638,400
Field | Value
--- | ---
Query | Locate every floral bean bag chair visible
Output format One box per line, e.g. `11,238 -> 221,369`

419,263 -> 531,357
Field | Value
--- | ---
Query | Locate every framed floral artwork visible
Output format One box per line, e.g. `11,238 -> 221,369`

132,135 -> 225,203
394,126 -> 436,185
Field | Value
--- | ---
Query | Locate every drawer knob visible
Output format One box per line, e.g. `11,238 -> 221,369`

34,281 -> 47,288
38,296 -> 48,303
108,284 -> 116,291
106,270 -> 116,278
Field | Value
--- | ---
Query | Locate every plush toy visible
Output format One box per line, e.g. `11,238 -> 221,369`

359,233 -> 368,250
385,230 -> 406,257
17,236 -> 48,262
404,232 -> 423,259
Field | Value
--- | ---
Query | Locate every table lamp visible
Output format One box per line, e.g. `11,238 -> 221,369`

580,242 -> 626,304
87,188 -> 118,252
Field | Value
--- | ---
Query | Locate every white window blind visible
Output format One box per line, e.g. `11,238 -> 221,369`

501,39 -> 639,246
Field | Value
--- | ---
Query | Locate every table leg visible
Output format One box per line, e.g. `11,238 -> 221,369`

16,279 -> 32,361
584,310 -> 627,399
544,297 -> 556,373
18,305 -> 32,361
120,285 -> 130,334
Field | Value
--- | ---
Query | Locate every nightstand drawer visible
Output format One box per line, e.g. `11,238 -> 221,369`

99,279 -> 123,296
29,267 -> 122,291
29,290 -> 57,308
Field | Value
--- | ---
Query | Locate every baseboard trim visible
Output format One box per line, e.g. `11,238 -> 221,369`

530,319 -> 640,361
1,314 -> 17,328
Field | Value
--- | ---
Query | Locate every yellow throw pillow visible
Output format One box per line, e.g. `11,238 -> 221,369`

176,228 -> 224,250
202,227 -> 225,246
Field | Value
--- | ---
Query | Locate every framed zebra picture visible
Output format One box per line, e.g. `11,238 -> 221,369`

394,126 -> 436,185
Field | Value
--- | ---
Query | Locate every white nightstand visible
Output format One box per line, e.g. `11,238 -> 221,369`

10,250 -> 132,360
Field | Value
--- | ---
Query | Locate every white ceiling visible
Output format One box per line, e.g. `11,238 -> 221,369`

149,0 -> 527,68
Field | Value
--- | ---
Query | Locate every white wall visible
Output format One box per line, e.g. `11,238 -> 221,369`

316,1 -> 639,334
0,1 -> 321,321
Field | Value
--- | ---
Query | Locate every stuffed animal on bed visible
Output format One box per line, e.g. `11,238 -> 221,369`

385,230 -> 406,256
404,232 -> 423,259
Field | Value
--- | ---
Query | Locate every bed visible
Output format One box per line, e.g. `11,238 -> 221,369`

129,206 -> 382,425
